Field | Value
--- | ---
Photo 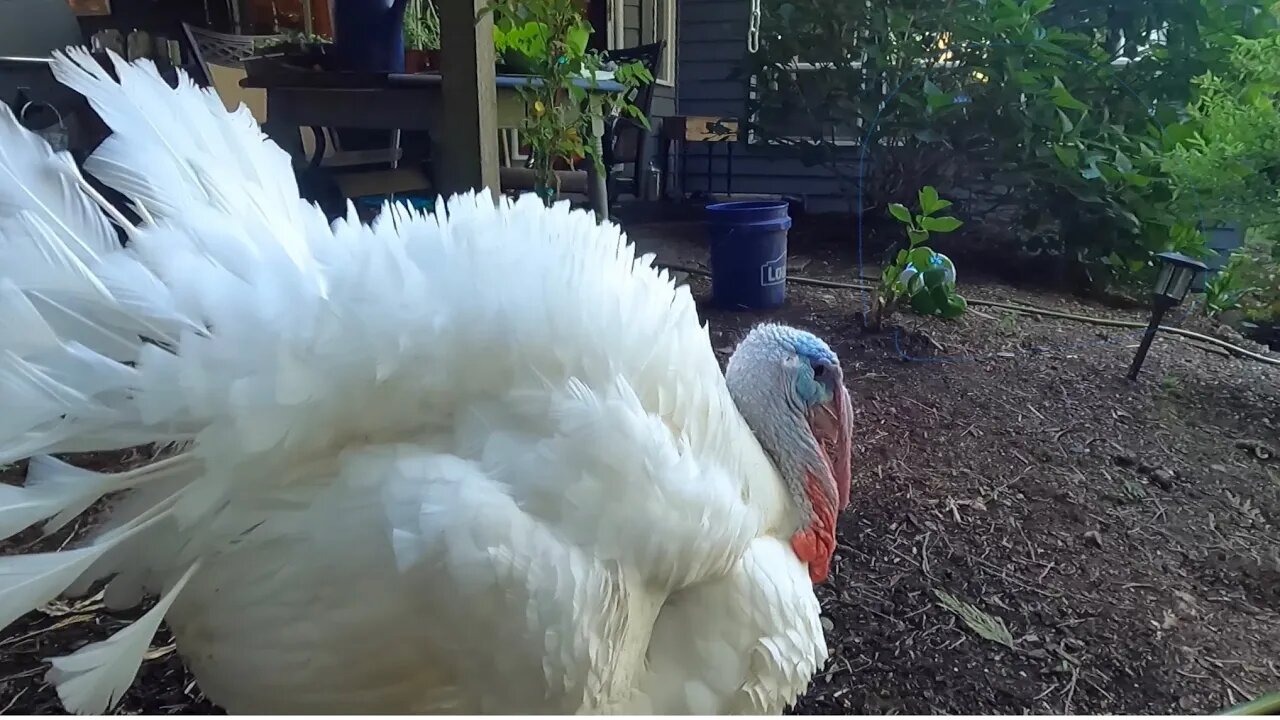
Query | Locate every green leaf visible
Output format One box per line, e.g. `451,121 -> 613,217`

910,289 -> 938,315
888,203 -> 912,224
895,249 -> 909,266
926,93 -> 954,111
908,247 -> 935,271
1049,77 -> 1088,111
566,25 -> 590,56
921,215 -> 963,233
922,266 -> 949,291
1052,144 -> 1079,168
940,295 -> 968,319
929,281 -> 951,310
908,229 -> 930,247
1057,109 -> 1075,134
882,265 -> 900,288
1113,149 -> 1134,174
918,185 -> 943,215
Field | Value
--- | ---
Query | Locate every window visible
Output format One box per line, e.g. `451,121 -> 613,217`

641,0 -> 676,84
747,61 -> 864,146
748,37 -> 963,147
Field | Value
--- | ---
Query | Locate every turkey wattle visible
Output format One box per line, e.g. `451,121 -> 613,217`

0,49 -> 854,714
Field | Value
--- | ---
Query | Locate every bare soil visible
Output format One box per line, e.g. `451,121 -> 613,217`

2,228 -> 1278,715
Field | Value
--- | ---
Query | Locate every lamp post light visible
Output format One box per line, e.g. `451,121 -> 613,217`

1126,251 -> 1209,381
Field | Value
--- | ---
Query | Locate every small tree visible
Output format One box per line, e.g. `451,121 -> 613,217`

482,0 -> 652,203
867,185 -> 967,331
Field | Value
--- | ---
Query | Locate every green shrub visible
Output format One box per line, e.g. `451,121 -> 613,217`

1164,33 -> 1280,228
744,0 -> 1269,292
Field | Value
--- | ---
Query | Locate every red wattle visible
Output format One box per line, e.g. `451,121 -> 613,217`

791,473 -> 837,584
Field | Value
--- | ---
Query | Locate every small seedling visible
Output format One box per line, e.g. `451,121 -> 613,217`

867,186 -> 968,331
997,311 -> 1020,335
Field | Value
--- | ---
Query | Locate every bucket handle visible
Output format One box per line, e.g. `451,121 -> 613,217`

19,100 -> 65,131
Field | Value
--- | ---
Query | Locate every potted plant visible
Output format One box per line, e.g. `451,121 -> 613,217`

403,0 -> 440,73
482,0 -> 653,204
254,29 -> 332,58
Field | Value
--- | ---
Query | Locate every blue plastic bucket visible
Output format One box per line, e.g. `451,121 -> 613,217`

705,200 -> 793,310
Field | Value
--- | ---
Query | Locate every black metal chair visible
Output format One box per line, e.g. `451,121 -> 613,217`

601,41 -> 664,200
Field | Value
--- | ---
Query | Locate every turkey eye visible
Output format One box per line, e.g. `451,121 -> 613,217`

812,363 -> 826,379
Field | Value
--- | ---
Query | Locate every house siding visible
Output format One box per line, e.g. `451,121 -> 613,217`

675,0 -> 851,211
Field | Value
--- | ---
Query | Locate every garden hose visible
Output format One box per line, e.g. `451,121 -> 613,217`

656,261 -> 1280,367
1220,691 -> 1280,715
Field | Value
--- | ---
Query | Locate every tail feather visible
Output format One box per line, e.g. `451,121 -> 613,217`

0,104 -> 118,263
0,545 -> 104,630
0,453 -> 200,543
50,48 -> 312,272
0,45 -> 324,714
46,560 -> 200,714
0,457 -> 113,540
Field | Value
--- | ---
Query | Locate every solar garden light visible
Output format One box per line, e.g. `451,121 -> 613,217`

1126,251 -> 1209,381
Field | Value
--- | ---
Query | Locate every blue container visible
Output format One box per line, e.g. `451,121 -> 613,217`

1195,222 -> 1247,291
332,0 -> 408,73
706,200 -> 793,310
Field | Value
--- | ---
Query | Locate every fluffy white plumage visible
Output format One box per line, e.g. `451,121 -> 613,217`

0,49 -> 835,714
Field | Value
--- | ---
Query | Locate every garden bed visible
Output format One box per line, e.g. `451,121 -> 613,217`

1,245 -> 1277,714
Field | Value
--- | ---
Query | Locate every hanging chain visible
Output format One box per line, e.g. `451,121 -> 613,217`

747,0 -> 761,53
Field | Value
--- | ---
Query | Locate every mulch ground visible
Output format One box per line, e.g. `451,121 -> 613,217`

2,227 -> 1278,715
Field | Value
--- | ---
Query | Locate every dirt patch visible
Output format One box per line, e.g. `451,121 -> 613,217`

690,275 -> 1279,715
2,258 -> 1278,714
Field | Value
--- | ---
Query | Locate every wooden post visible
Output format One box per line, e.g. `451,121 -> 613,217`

436,0 -> 499,199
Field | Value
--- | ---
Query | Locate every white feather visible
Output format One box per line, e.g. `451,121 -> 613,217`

0,546 -> 104,630
47,560 -> 200,714
0,49 -> 832,715
0,456 -> 112,539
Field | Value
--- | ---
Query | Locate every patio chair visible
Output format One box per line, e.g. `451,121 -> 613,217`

499,41 -> 665,204
181,23 -> 403,171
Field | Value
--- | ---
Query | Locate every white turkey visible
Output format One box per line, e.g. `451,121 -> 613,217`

0,49 -> 854,714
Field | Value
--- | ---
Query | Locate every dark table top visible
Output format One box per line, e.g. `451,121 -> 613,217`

240,57 -> 624,93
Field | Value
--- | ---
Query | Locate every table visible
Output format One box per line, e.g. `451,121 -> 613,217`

242,60 -> 626,219
659,115 -> 740,200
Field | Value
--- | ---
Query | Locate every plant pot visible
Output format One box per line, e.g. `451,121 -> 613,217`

422,49 -> 441,71
404,48 -> 427,73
